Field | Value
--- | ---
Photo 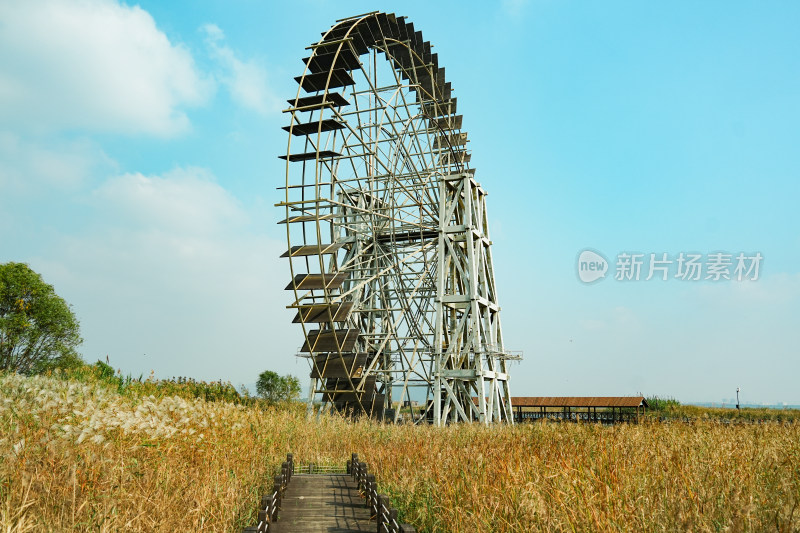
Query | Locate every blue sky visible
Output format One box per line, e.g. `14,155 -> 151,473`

1,0 -> 798,405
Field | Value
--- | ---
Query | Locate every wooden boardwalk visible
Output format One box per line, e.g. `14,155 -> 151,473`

269,474 -> 373,533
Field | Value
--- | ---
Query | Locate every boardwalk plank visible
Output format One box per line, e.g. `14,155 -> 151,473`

272,474 -> 374,533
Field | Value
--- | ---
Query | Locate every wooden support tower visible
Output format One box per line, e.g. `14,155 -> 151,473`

434,171 -> 514,425
278,12 -> 520,425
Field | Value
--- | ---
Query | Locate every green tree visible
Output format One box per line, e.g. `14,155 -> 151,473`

256,370 -> 301,403
0,262 -> 83,374
281,374 -> 301,402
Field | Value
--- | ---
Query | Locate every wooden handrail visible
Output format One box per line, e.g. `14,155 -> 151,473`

348,453 -> 416,533
246,453 -> 416,533
253,453 -> 294,533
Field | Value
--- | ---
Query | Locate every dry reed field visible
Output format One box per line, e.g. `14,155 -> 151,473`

1,372 -> 798,532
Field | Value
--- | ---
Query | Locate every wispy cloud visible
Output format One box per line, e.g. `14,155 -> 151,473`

201,23 -> 279,116
93,167 -> 247,236
503,0 -> 531,17
698,272 -> 800,307
0,132 -> 114,191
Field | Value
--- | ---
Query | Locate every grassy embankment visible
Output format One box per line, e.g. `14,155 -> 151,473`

1,365 -> 798,532
647,395 -> 800,423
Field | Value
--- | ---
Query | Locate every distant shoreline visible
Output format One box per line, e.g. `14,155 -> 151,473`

687,402 -> 800,410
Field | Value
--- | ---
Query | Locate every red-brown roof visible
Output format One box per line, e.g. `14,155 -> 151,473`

511,396 -> 648,408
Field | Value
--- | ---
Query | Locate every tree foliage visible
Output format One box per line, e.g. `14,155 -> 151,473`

256,370 -> 301,403
646,395 -> 682,411
0,262 -> 83,374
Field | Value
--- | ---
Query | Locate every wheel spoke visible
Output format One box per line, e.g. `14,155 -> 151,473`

281,12 -> 518,424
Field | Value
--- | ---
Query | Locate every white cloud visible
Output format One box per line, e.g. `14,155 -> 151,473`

93,167 -> 246,236
0,131 -> 114,190
0,0 -> 212,136
33,167 -> 297,385
696,272 -> 800,308
503,0 -> 531,17
202,23 -> 279,115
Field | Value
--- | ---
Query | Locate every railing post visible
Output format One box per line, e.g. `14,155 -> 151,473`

377,494 -> 390,533
270,488 -> 279,521
273,474 -> 283,509
348,454 -> 420,533
361,462 -> 367,489
368,474 -> 378,512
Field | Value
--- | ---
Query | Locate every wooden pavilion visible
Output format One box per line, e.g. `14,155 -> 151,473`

511,396 -> 649,424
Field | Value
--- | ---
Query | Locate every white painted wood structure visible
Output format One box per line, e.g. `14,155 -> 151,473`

278,12 -> 519,425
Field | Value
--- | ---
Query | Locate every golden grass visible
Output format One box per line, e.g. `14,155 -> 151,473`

654,403 -> 800,423
1,373 -> 798,532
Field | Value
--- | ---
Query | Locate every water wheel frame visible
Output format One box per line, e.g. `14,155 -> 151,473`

280,11 -> 517,425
